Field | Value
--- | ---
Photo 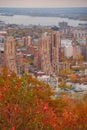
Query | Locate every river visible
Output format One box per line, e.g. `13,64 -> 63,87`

0,15 -> 86,27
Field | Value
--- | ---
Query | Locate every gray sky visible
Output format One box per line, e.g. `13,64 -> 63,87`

0,0 -> 87,8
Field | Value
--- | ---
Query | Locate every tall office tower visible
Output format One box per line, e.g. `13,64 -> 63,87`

0,35 -> 6,72
40,32 -> 52,74
72,36 -> 77,60
39,28 -> 60,75
72,33 -> 87,61
51,31 -> 60,74
27,36 -> 32,46
72,29 -> 87,60
5,36 -> 17,73
85,36 -> 87,61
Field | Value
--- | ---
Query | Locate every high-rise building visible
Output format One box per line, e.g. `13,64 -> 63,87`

59,22 -> 68,29
0,34 -> 7,73
64,46 -> 73,58
51,31 -> 60,73
72,32 -> 87,61
39,29 -> 60,75
39,32 -> 52,74
85,36 -> 87,61
27,36 -> 32,46
22,36 -> 32,47
4,36 -> 17,73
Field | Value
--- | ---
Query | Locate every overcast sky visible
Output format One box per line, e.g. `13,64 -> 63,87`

0,0 -> 87,8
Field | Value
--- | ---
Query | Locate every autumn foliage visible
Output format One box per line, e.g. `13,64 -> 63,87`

0,67 -> 87,130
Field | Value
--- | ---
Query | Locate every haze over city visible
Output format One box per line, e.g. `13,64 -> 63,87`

0,0 -> 87,129
0,0 -> 87,8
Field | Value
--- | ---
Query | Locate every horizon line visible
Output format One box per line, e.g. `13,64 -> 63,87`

0,6 -> 87,8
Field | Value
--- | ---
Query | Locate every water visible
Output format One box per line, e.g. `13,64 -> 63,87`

0,15 -> 86,27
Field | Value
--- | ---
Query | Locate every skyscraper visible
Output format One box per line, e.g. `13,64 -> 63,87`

51,30 -> 60,73
39,28 -> 60,75
39,32 -> 51,73
5,36 -> 17,73
85,36 -> 87,61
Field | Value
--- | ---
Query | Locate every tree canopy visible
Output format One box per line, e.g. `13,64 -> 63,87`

0,67 -> 87,130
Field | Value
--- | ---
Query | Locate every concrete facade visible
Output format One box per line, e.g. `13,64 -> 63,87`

4,36 -> 17,73
39,30 -> 60,75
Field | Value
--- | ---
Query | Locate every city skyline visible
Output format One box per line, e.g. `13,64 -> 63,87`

0,0 -> 87,8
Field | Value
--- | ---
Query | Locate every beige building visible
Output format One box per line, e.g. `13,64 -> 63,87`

85,36 -> 87,61
51,31 -> 60,73
40,32 -> 52,74
39,30 -> 60,75
4,36 -> 17,73
72,34 -> 87,61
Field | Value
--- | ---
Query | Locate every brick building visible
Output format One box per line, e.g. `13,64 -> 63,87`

4,36 -> 17,73
39,29 -> 60,75
39,32 -> 52,74
72,30 -> 87,61
0,32 -> 7,73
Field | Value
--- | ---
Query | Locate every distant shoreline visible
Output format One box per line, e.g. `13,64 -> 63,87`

0,7 -> 87,21
0,7 -> 87,26
0,14 -> 87,22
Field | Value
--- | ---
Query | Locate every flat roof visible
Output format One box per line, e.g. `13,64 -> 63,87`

0,31 -> 7,34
